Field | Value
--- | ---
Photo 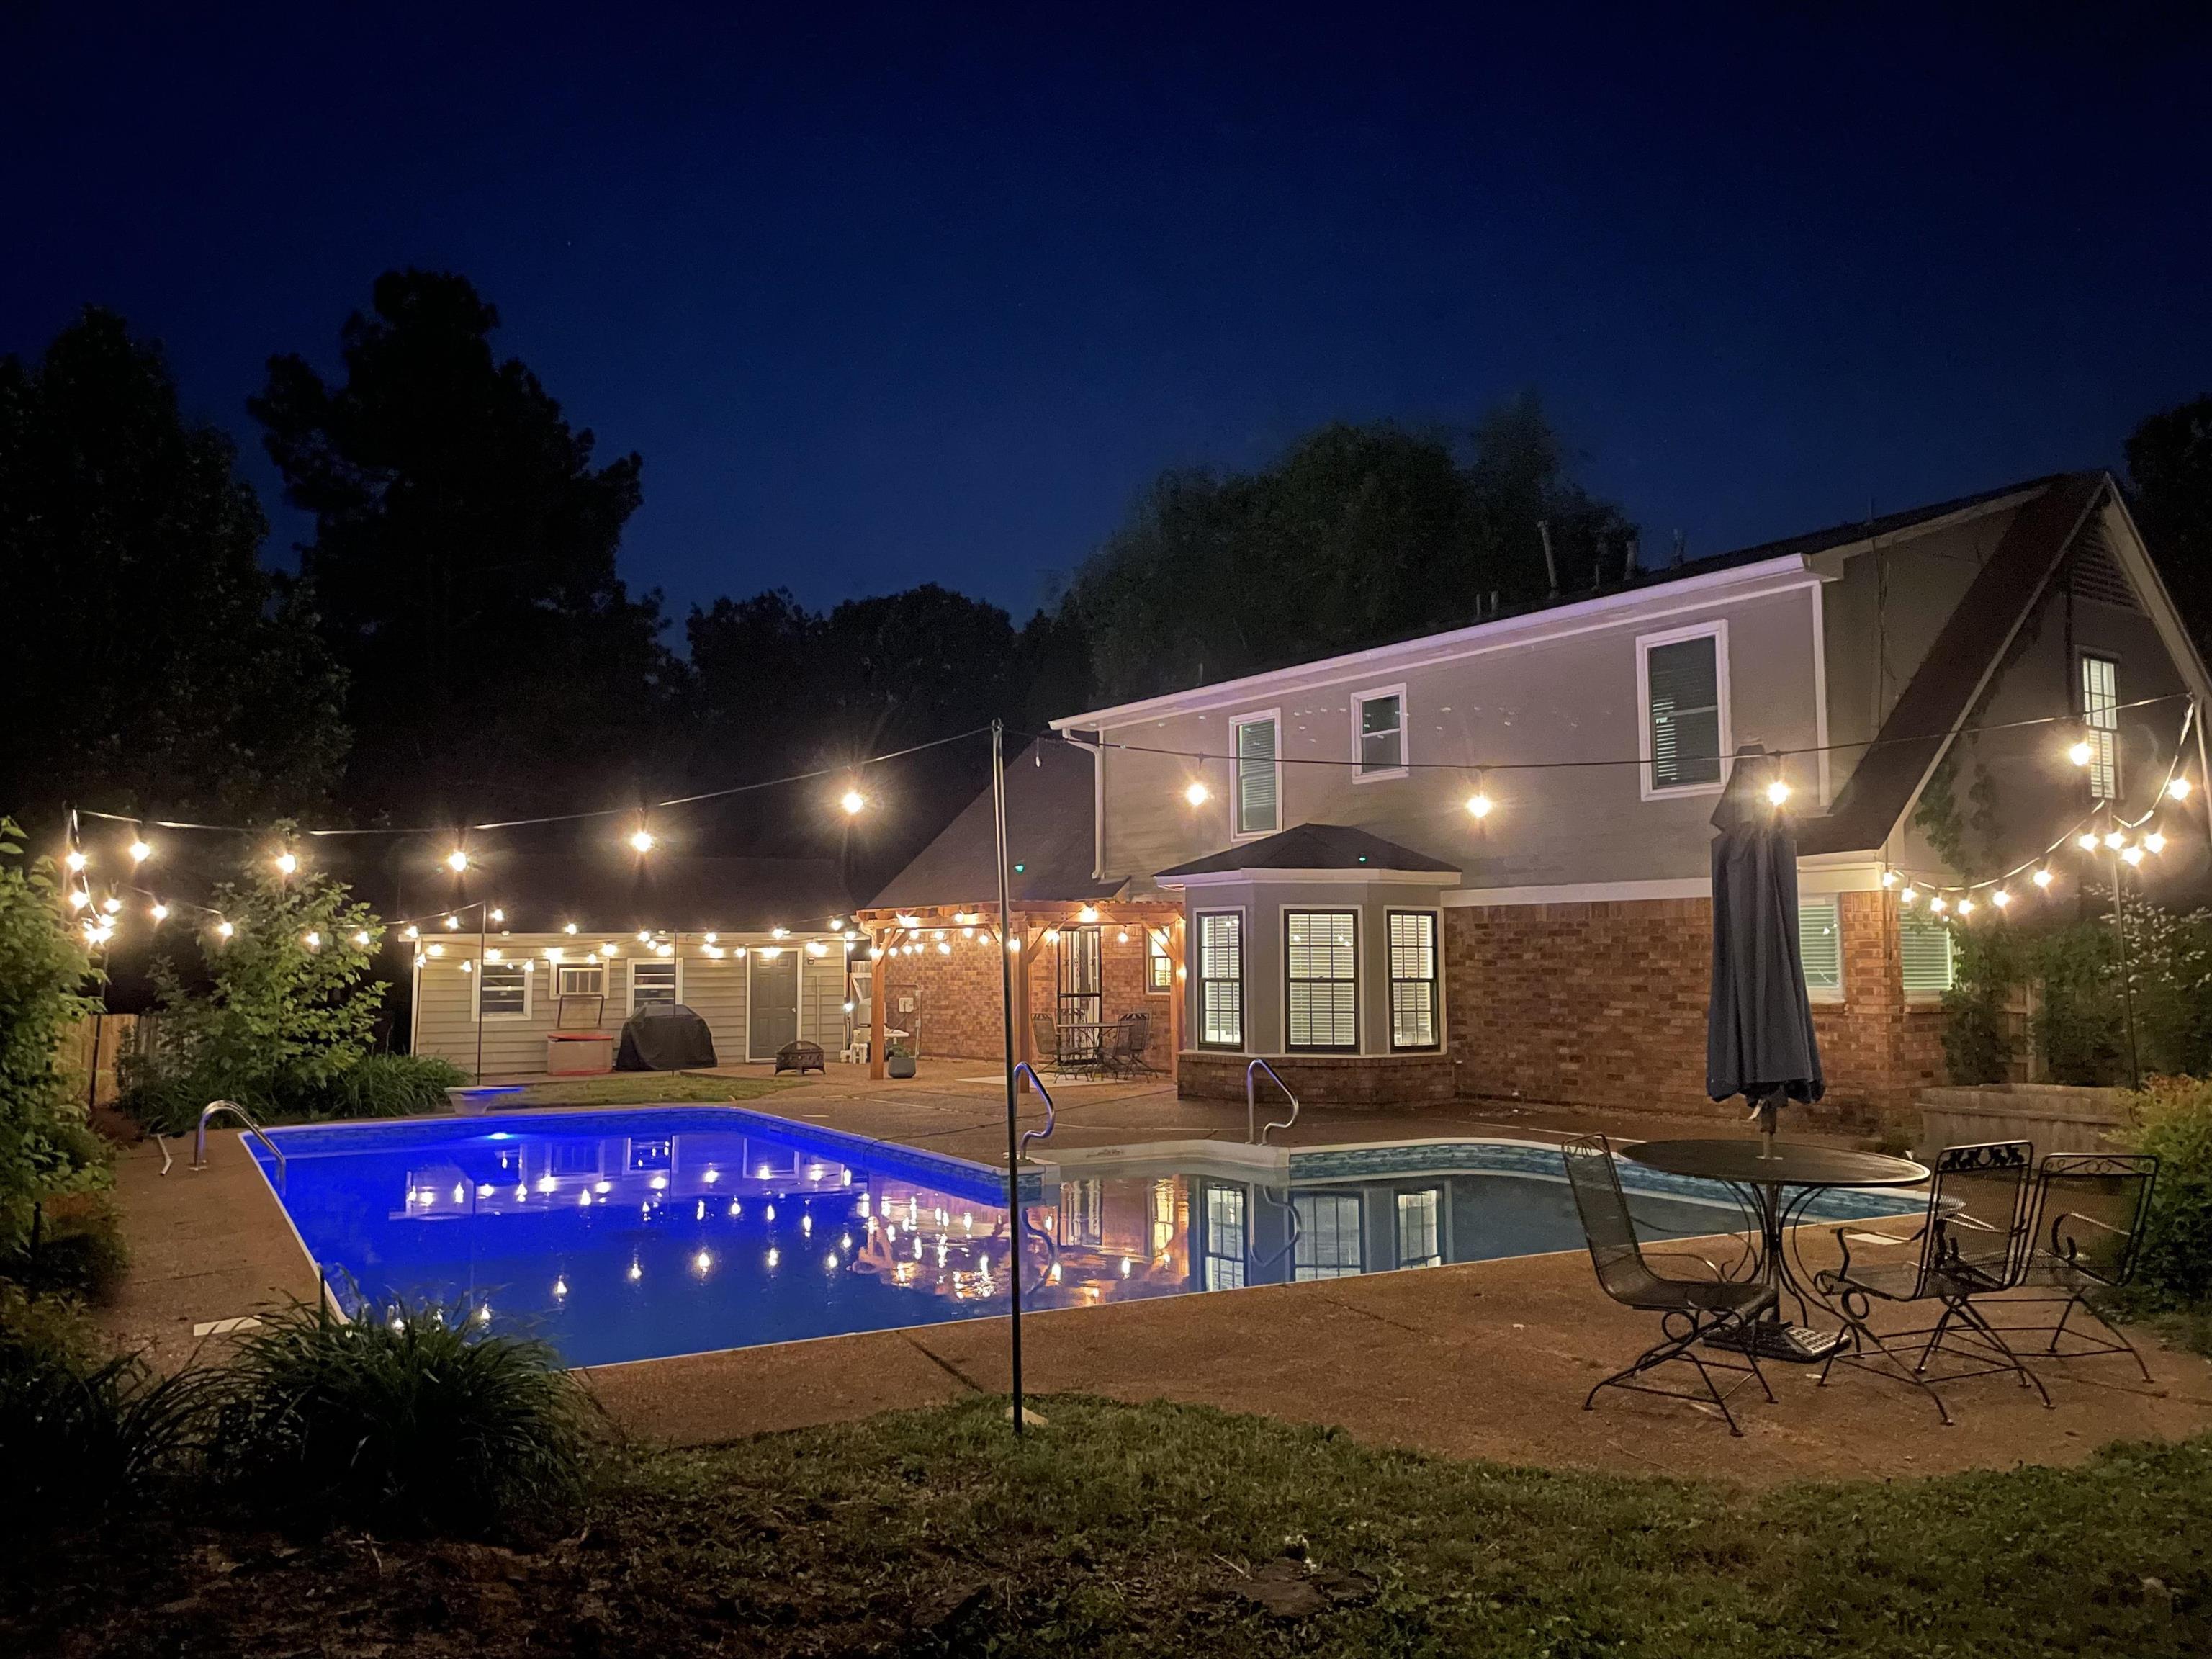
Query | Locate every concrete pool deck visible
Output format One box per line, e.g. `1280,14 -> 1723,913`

98,1076 -> 2212,1485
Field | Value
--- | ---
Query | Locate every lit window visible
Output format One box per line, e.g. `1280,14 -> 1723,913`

1388,911 -> 1439,1049
1146,930 -> 1173,994
477,960 -> 531,1020
1233,715 -> 1280,836
1395,1190 -> 1442,1268
631,958 -> 679,1011
1799,899 -> 1842,1001
2081,653 -> 2120,800
1900,910 -> 1954,998
1197,912 -> 1244,1049
1202,1184 -> 1247,1290
1640,626 -> 1727,794
1285,910 -> 1357,1053
1354,688 -> 1406,777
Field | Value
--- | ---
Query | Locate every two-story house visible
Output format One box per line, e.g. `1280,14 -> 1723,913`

863,471 -> 2210,1124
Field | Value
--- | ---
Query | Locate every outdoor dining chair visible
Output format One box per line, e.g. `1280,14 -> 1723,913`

2006,1152 -> 2160,1382
1029,1013 -> 1061,1069
1560,1135 -> 1777,1435
1814,1139 -> 2051,1424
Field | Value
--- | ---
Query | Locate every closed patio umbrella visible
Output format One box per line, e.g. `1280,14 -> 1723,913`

1707,744 -> 1823,1154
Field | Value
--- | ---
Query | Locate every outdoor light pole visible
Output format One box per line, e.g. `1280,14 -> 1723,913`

991,719 -> 1028,1434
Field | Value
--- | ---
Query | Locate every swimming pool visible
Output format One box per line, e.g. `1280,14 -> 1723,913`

248,1108 -> 1916,1368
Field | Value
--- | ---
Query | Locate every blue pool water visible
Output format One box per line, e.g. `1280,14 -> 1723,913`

250,1108 -> 1912,1368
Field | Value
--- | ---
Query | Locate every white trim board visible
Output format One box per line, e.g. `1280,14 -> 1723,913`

1161,867 -> 1457,889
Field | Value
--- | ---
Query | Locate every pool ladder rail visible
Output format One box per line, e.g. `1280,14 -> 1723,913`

186,1100 -> 289,1184
1012,1063 -> 1057,1161
1246,1058 -> 1300,1146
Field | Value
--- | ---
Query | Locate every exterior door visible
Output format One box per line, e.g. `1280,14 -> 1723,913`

1058,925 -> 1103,1060
748,948 -> 799,1059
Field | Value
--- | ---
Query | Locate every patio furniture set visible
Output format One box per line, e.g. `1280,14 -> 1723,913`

1030,1011 -> 1158,1079
1566,1133 -> 2159,1434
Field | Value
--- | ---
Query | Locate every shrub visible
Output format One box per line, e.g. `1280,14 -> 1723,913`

322,1053 -> 465,1119
213,1298 -> 594,1537
0,1288 -> 215,1534
0,1192 -> 130,1303
2121,1074 -> 2212,1307
0,819 -> 106,1258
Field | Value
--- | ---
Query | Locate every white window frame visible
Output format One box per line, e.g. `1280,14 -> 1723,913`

1798,897 -> 1844,1006
1145,928 -> 1173,995
1350,683 -> 1409,781
1231,709 -> 1283,840
555,959 -> 606,998
1282,907 -> 1359,1055
1636,619 -> 1732,801
1385,907 -> 1444,1049
2080,651 -> 2120,801
475,957 -> 534,1022
1195,907 -> 1246,1051
1899,909 -> 1955,1004
628,955 -> 683,1013
1395,1188 -> 1443,1268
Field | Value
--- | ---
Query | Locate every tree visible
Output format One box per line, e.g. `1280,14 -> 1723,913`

0,820 -> 103,1255
0,309 -> 348,828
120,842 -> 388,1132
253,271 -> 675,822
2125,394 -> 2212,656
1065,395 -> 1635,706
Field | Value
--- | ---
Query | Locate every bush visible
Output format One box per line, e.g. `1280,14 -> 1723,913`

323,1053 -> 465,1119
0,1192 -> 130,1303
0,818 -> 105,1257
2121,1074 -> 2212,1307
213,1299 -> 594,1537
0,1289 -> 215,1535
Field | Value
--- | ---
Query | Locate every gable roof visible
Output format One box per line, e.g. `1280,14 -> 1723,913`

1154,822 -> 1462,882
865,738 -> 1118,908
1051,475 -> 2067,733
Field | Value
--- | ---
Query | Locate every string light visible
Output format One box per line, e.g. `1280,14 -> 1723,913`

1183,781 -> 1210,806
274,850 -> 298,876
2121,845 -> 2146,866
403,925 -> 419,940
840,788 -> 866,816
563,922 -> 578,935
66,889 -> 89,910
217,920 -> 235,940
354,930 -> 372,947
128,839 -> 152,863
2168,777 -> 2193,800
1879,871 -> 1897,888
444,914 -> 460,930
2145,832 -> 2167,854
703,931 -> 719,943
150,902 -> 169,922
489,908 -> 504,923
1079,906 -> 1100,923
1899,886 -> 1917,905
1930,896 -> 1948,914
629,826 -> 655,853
2032,868 -> 2052,888
100,896 -> 120,914
445,849 -> 469,873
2103,830 -> 2125,850
2068,740 -> 2095,768
2077,833 -> 2101,852
65,849 -> 87,872
304,931 -> 321,949
1956,898 -> 1974,917
1465,791 -> 1493,819
1990,890 -> 2010,909
770,925 -> 788,939
1766,778 -> 1792,806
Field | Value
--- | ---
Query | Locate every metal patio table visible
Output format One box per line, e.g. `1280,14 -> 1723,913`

1622,1138 -> 1930,1362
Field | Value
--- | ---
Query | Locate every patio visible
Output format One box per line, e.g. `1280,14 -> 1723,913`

97,1072 -> 2212,1483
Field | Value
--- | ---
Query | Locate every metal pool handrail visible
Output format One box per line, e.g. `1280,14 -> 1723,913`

1013,1064 -> 1057,1161
1246,1058 -> 1300,1145
192,1100 -> 287,1182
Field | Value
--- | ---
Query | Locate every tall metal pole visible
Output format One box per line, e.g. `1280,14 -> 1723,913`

991,719 -> 1026,1434
2110,845 -> 2141,1089
475,900 -> 487,1084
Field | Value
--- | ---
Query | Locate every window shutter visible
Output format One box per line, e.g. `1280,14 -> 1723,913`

1647,636 -> 1722,788
1798,899 -> 1841,992
1899,912 -> 1954,995
1236,719 -> 1279,834
2080,654 -> 2119,799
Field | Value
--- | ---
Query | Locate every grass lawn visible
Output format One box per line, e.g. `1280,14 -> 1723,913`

495,1072 -> 806,1108
9,1396 -> 2206,1656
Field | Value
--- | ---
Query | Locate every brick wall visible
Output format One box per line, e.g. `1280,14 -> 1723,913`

881,925 -> 1174,1069
1444,891 -> 1944,1129
1178,1049 -> 1456,1105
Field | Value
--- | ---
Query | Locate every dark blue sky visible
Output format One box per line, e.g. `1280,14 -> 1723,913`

7,4 -> 2210,624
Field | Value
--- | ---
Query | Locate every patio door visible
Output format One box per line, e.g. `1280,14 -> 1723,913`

748,948 -> 799,1059
1058,925 -> 1102,1061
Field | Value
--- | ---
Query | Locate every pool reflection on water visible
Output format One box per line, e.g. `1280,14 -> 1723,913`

254,1110 -> 1748,1369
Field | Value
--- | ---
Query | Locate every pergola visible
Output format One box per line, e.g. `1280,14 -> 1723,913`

850,898 -> 1185,1083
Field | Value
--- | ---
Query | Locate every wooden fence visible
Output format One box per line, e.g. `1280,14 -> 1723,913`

59,1011 -> 164,1108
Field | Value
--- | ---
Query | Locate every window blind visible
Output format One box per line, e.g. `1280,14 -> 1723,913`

631,959 -> 678,1008
1647,635 -> 1722,789
1197,912 -> 1244,1048
1236,717 -> 1279,835
1286,910 -> 1357,1051
1388,911 -> 1439,1048
478,960 -> 529,1018
2081,654 -> 2119,799
1899,912 -> 1954,995
1798,899 -> 1841,992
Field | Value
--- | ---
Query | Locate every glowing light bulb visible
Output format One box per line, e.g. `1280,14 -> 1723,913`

2168,777 -> 2193,800
65,849 -> 86,872
1880,871 -> 1897,888
693,1249 -> 713,1274
2078,833 -> 2100,852
150,903 -> 169,922
599,943 -> 616,958
66,889 -> 89,910
489,908 -> 503,923
2032,868 -> 2052,888
100,896 -> 120,914
217,920 -> 235,939
2146,832 -> 2167,854
128,839 -> 151,863
1079,906 -> 1099,923
657,943 -> 674,957
938,942 -> 951,956
2069,740 -> 2094,768
629,827 -> 655,853
354,930 -> 371,946
765,1248 -> 779,1269
445,849 -> 469,872
2122,845 -> 2146,866
840,788 -> 866,815
564,921 -> 577,935
703,932 -> 718,944
1465,792 -> 1493,819
1183,781 -> 1210,806
274,851 -> 297,876
1991,890 -> 2011,909
1766,779 -> 1791,806
552,1277 -> 567,1298
1930,896 -> 1948,914
426,943 -> 444,957
627,1259 -> 642,1282
304,931 -> 320,948
2105,831 -> 2125,850
444,914 -> 459,929
1956,899 -> 1974,917
1900,886 -> 1916,905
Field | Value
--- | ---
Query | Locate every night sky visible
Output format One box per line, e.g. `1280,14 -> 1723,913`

7,4 -> 2210,622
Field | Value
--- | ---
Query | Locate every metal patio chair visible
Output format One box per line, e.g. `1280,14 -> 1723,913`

1815,1140 -> 2051,1424
1030,1013 -> 1061,1069
1560,1135 -> 1777,1436
2004,1152 -> 2160,1382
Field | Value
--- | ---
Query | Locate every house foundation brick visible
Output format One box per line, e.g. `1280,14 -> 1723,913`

1176,1049 -> 1457,1106
1444,890 -> 1943,1129
882,925 -> 1174,1070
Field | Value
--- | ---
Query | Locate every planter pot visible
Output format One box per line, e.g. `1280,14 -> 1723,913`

887,1054 -> 917,1079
